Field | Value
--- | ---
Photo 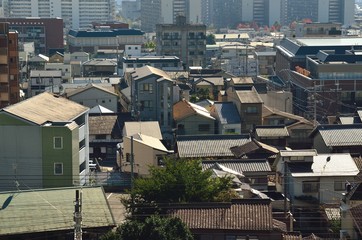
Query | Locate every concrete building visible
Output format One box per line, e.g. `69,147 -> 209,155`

67,28 -> 145,53
276,37 -> 362,120
2,0 -> 116,30
156,16 -> 206,68
295,22 -> 342,37
0,92 -> 90,191
121,56 -> 183,75
28,70 -> 62,97
281,0 -> 355,26
122,0 -> 141,21
0,17 -> 63,55
0,22 -> 20,108
140,0 -> 202,32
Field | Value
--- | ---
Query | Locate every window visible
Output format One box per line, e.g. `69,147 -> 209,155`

140,83 -> 153,93
157,155 -> 165,166
302,181 -> 319,193
140,100 -> 153,110
53,137 -> 63,149
54,162 -> 63,175
126,153 -> 131,162
198,124 -> 210,132
334,181 -> 345,191
246,106 -> 258,114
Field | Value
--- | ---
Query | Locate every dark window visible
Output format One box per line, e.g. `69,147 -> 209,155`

302,181 -> 319,193
198,124 -> 210,132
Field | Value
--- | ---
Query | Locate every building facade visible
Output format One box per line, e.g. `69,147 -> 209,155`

2,0 -> 116,30
0,92 -> 90,191
0,22 -> 20,108
0,17 -> 63,55
156,16 -> 206,68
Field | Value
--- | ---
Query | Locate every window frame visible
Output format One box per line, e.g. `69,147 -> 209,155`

54,162 -> 63,175
302,181 -> 319,193
53,136 -> 63,149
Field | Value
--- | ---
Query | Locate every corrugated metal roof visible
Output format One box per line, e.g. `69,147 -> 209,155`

236,87 -> 263,103
2,92 -> 89,125
256,126 -> 290,137
318,126 -> 362,146
128,133 -> 169,152
132,65 -> 172,81
169,200 -> 274,231
212,102 -> 241,124
202,160 -> 272,173
177,135 -> 251,158
0,186 -> 115,236
123,121 -> 162,140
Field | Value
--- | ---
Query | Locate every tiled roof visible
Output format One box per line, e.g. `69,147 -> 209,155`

255,126 -> 290,138
262,105 -> 312,125
283,233 -> 302,240
168,200 -> 276,231
212,102 -> 241,124
202,159 -> 272,173
230,139 -> 279,158
173,100 -> 215,121
176,135 -> 251,158
353,156 -> 362,170
67,83 -> 117,97
346,183 -> 362,201
311,124 -> 362,146
350,204 -> 362,235
196,77 -> 224,86
0,186 -> 115,236
1,92 -> 88,125
89,115 -> 121,136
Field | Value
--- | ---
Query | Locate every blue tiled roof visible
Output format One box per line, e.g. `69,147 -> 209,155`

213,102 -> 240,124
68,28 -> 144,38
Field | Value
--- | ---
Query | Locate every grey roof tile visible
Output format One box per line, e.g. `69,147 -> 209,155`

202,159 -> 272,173
177,135 -> 251,158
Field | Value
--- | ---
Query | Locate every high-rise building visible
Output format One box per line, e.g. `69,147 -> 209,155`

141,0 -> 202,32
281,0 -> 355,26
0,18 -> 63,55
0,22 -> 20,108
2,0 -> 116,30
156,16 -> 206,67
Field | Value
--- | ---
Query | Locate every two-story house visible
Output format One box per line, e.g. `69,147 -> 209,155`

274,150 -> 359,205
226,85 -> 263,133
0,92 -> 90,191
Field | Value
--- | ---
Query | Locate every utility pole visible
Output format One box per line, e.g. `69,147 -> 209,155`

74,189 -> 82,240
283,158 -> 288,219
130,136 -> 134,190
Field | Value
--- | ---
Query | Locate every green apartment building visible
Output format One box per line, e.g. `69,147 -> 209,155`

0,92 -> 89,191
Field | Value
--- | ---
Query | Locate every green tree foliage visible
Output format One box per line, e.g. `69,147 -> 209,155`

118,215 -> 194,240
100,215 -> 193,240
206,34 -> 216,45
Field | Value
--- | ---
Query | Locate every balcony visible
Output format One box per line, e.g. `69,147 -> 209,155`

79,124 -> 86,142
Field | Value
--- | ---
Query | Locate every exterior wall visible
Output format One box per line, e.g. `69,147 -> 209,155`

0,23 -> 20,108
241,0 -> 253,22
312,132 -> 331,154
176,115 -> 215,135
219,123 -> 241,135
69,88 -> 118,113
121,137 -> 167,176
259,91 -> 293,113
28,75 -> 62,97
2,0 -> 115,30
45,63 -> 72,82
0,124 -> 43,191
42,126 -> 75,188
291,176 -> 355,204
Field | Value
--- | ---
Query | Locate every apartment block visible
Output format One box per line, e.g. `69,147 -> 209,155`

0,17 -> 63,55
156,16 -> 206,68
0,22 -> 20,108
2,0 -> 116,30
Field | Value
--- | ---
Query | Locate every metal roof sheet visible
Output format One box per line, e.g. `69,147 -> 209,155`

202,160 -> 272,173
256,126 -> 289,137
177,135 -> 251,158
123,121 -> 162,140
1,92 -> 88,125
0,186 -> 115,236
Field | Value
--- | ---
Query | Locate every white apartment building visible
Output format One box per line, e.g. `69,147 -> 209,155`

2,0 -> 116,29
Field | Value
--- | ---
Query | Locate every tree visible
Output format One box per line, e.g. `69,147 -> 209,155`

100,215 -> 194,240
206,34 -> 216,45
121,158 -> 238,218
